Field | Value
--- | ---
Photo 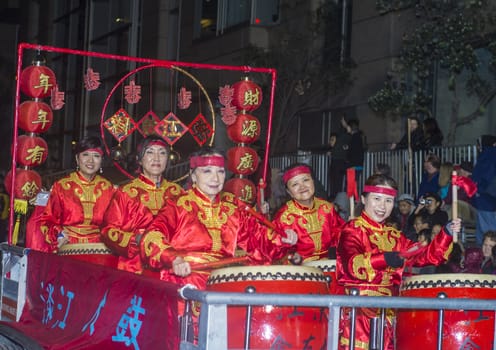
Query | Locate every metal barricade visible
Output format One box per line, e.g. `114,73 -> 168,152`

179,286 -> 496,350
270,145 -> 478,197
0,244 -> 28,322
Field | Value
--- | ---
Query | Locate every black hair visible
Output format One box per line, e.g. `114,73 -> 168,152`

136,135 -> 169,162
74,136 -> 103,155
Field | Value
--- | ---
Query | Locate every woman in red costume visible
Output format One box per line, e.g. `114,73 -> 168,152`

39,136 -> 115,255
101,136 -> 183,274
272,163 -> 345,263
336,174 -> 460,350
140,147 -> 298,290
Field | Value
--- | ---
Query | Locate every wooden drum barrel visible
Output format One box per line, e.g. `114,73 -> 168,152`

58,242 -> 118,268
303,259 -> 344,294
397,273 -> 496,350
207,265 -> 329,349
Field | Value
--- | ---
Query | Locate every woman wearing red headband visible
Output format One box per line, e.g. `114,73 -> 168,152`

39,136 -> 115,254
272,163 -> 345,263
336,174 -> 460,350
140,147 -> 297,290
101,135 -> 183,273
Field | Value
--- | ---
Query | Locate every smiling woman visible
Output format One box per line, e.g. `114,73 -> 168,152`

336,173 -> 459,350
100,136 -> 184,274
38,136 -> 115,257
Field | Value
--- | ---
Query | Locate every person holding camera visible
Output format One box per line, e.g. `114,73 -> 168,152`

414,192 -> 448,236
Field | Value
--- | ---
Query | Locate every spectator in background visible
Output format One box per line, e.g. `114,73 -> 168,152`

422,117 -> 443,151
395,194 -> 417,240
471,134 -> 496,246
417,153 -> 441,200
342,117 -> 367,171
412,212 -> 433,241
438,162 -> 455,203
374,163 -> 392,177
415,192 -> 449,236
328,120 -> 350,200
481,231 -> 496,274
390,116 -> 424,151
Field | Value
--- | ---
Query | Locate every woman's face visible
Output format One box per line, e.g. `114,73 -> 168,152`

140,145 -> 168,180
361,188 -> 395,223
286,173 -> 315,207
192,163 -> 226,200
76,150 -> 103,180
424,161 -> 438,175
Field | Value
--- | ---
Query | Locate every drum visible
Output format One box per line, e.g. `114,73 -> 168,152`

397,273 -> 496,350
207,265 -> 329,349
303,259 -> 344,294
58,242 -> 118,268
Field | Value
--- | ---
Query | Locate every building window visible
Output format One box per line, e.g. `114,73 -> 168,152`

195,0 -> 279,39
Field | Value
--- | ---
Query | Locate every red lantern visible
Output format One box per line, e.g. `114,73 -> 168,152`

232,78 -> 263,112
20,64 -> 57,98
19,100 -> 53,133
17,135 -> 49,167
227,146 -> 259,176
5,168 -> 42,200
227,113 -> 261,144
224,178 -> 256,204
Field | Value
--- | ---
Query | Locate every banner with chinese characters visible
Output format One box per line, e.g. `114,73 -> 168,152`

5,251 -> 180,350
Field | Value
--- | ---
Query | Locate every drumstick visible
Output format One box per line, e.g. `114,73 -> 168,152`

259,178 -> 265,215
238,200 -> 287,237
451,170 -> 458,243
349,196 -> 355,220
188,256 -> 250,271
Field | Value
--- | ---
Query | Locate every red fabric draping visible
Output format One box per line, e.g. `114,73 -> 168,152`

452,174 -> 477,198
3,251 -> 180,349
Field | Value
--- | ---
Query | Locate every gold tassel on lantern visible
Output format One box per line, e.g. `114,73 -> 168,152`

13,199 -> 28,246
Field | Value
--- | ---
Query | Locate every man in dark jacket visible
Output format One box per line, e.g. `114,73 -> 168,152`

472,134 -> 496,246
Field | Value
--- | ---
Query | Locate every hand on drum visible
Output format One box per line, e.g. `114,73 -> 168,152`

172,256 -> 191,277
282,229 -> 298,245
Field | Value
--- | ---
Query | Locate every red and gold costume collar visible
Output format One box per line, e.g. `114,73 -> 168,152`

191,186 -> 221,204
190,155 -> 225,169
138,173 -> 163,187
363,185 -> 397,197
282,165 -> 311,184
359,211 -> 384,228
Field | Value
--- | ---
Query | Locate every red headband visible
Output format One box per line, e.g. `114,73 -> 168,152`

146,140 -> 168,149
190,155 -> 225,169
363,185 -> 397,197
84,148 -> 104,156
282,165 -> 311,184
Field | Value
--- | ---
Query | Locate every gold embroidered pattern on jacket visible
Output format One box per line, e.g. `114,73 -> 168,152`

354,215 -> 400,252
280,198 -> 331,252
60,174 -> 111,227
107,227 -> 133,248
177,192 -> 236,252
142,230 -> 170,264
351,252 -> 376,282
